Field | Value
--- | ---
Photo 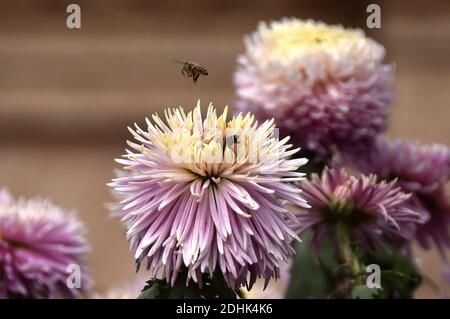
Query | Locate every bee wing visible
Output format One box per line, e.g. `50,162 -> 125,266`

173,60 -> 186,65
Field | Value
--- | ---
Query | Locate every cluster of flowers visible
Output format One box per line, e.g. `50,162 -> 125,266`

1,17 -> 448,299
235,17 -> 449,279
107,18 -> 449,296
233,18 -> 450,295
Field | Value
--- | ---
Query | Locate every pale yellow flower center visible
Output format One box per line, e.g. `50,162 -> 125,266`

261,21 -> 365,62
141,102 -> 283,178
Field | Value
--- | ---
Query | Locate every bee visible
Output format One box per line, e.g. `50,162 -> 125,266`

173,60 -> 208,84
224,134 -> 240,156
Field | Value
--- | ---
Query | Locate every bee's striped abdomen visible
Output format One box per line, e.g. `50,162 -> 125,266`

191,64 -> 208,75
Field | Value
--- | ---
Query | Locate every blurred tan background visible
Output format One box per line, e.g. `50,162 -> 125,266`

0,0 -> 449,297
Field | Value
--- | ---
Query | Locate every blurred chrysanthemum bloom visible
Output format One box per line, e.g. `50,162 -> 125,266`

234,18 -> 393,159
0,189 -> 91,298
294,168 -> 426,250
96,286 -> 138,299
94,277 -> 146,299
108,101 -> 309,290
346,137 -> 450,255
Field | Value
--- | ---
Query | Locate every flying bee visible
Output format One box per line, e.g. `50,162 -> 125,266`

173,60 -> 208,84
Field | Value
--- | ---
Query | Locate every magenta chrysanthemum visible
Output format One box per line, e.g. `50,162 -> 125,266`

0,189 -> 91,299
346,137 -> 450,255
234,18 -> 393,158
294,168 -> 426,250
108,101 -> 309,289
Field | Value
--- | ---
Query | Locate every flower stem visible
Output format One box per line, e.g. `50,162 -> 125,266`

336,223 -> 363,284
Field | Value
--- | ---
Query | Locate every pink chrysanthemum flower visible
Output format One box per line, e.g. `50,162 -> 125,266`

234,18 -> 393,159
0,189 -> 91,299
346,137 -> 450,255
294,168 -> 426,250
108,101 -> 309,290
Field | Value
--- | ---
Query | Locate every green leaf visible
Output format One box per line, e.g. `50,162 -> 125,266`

137,269 -> 239,299
351,285 -> 381,299
138,279 -> 169,299
286,231 -> 342,298
361,247 -> 422,298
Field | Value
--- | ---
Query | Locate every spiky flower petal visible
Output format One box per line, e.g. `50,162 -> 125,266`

108,101 -> 309,289
234,18 -> 393,159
